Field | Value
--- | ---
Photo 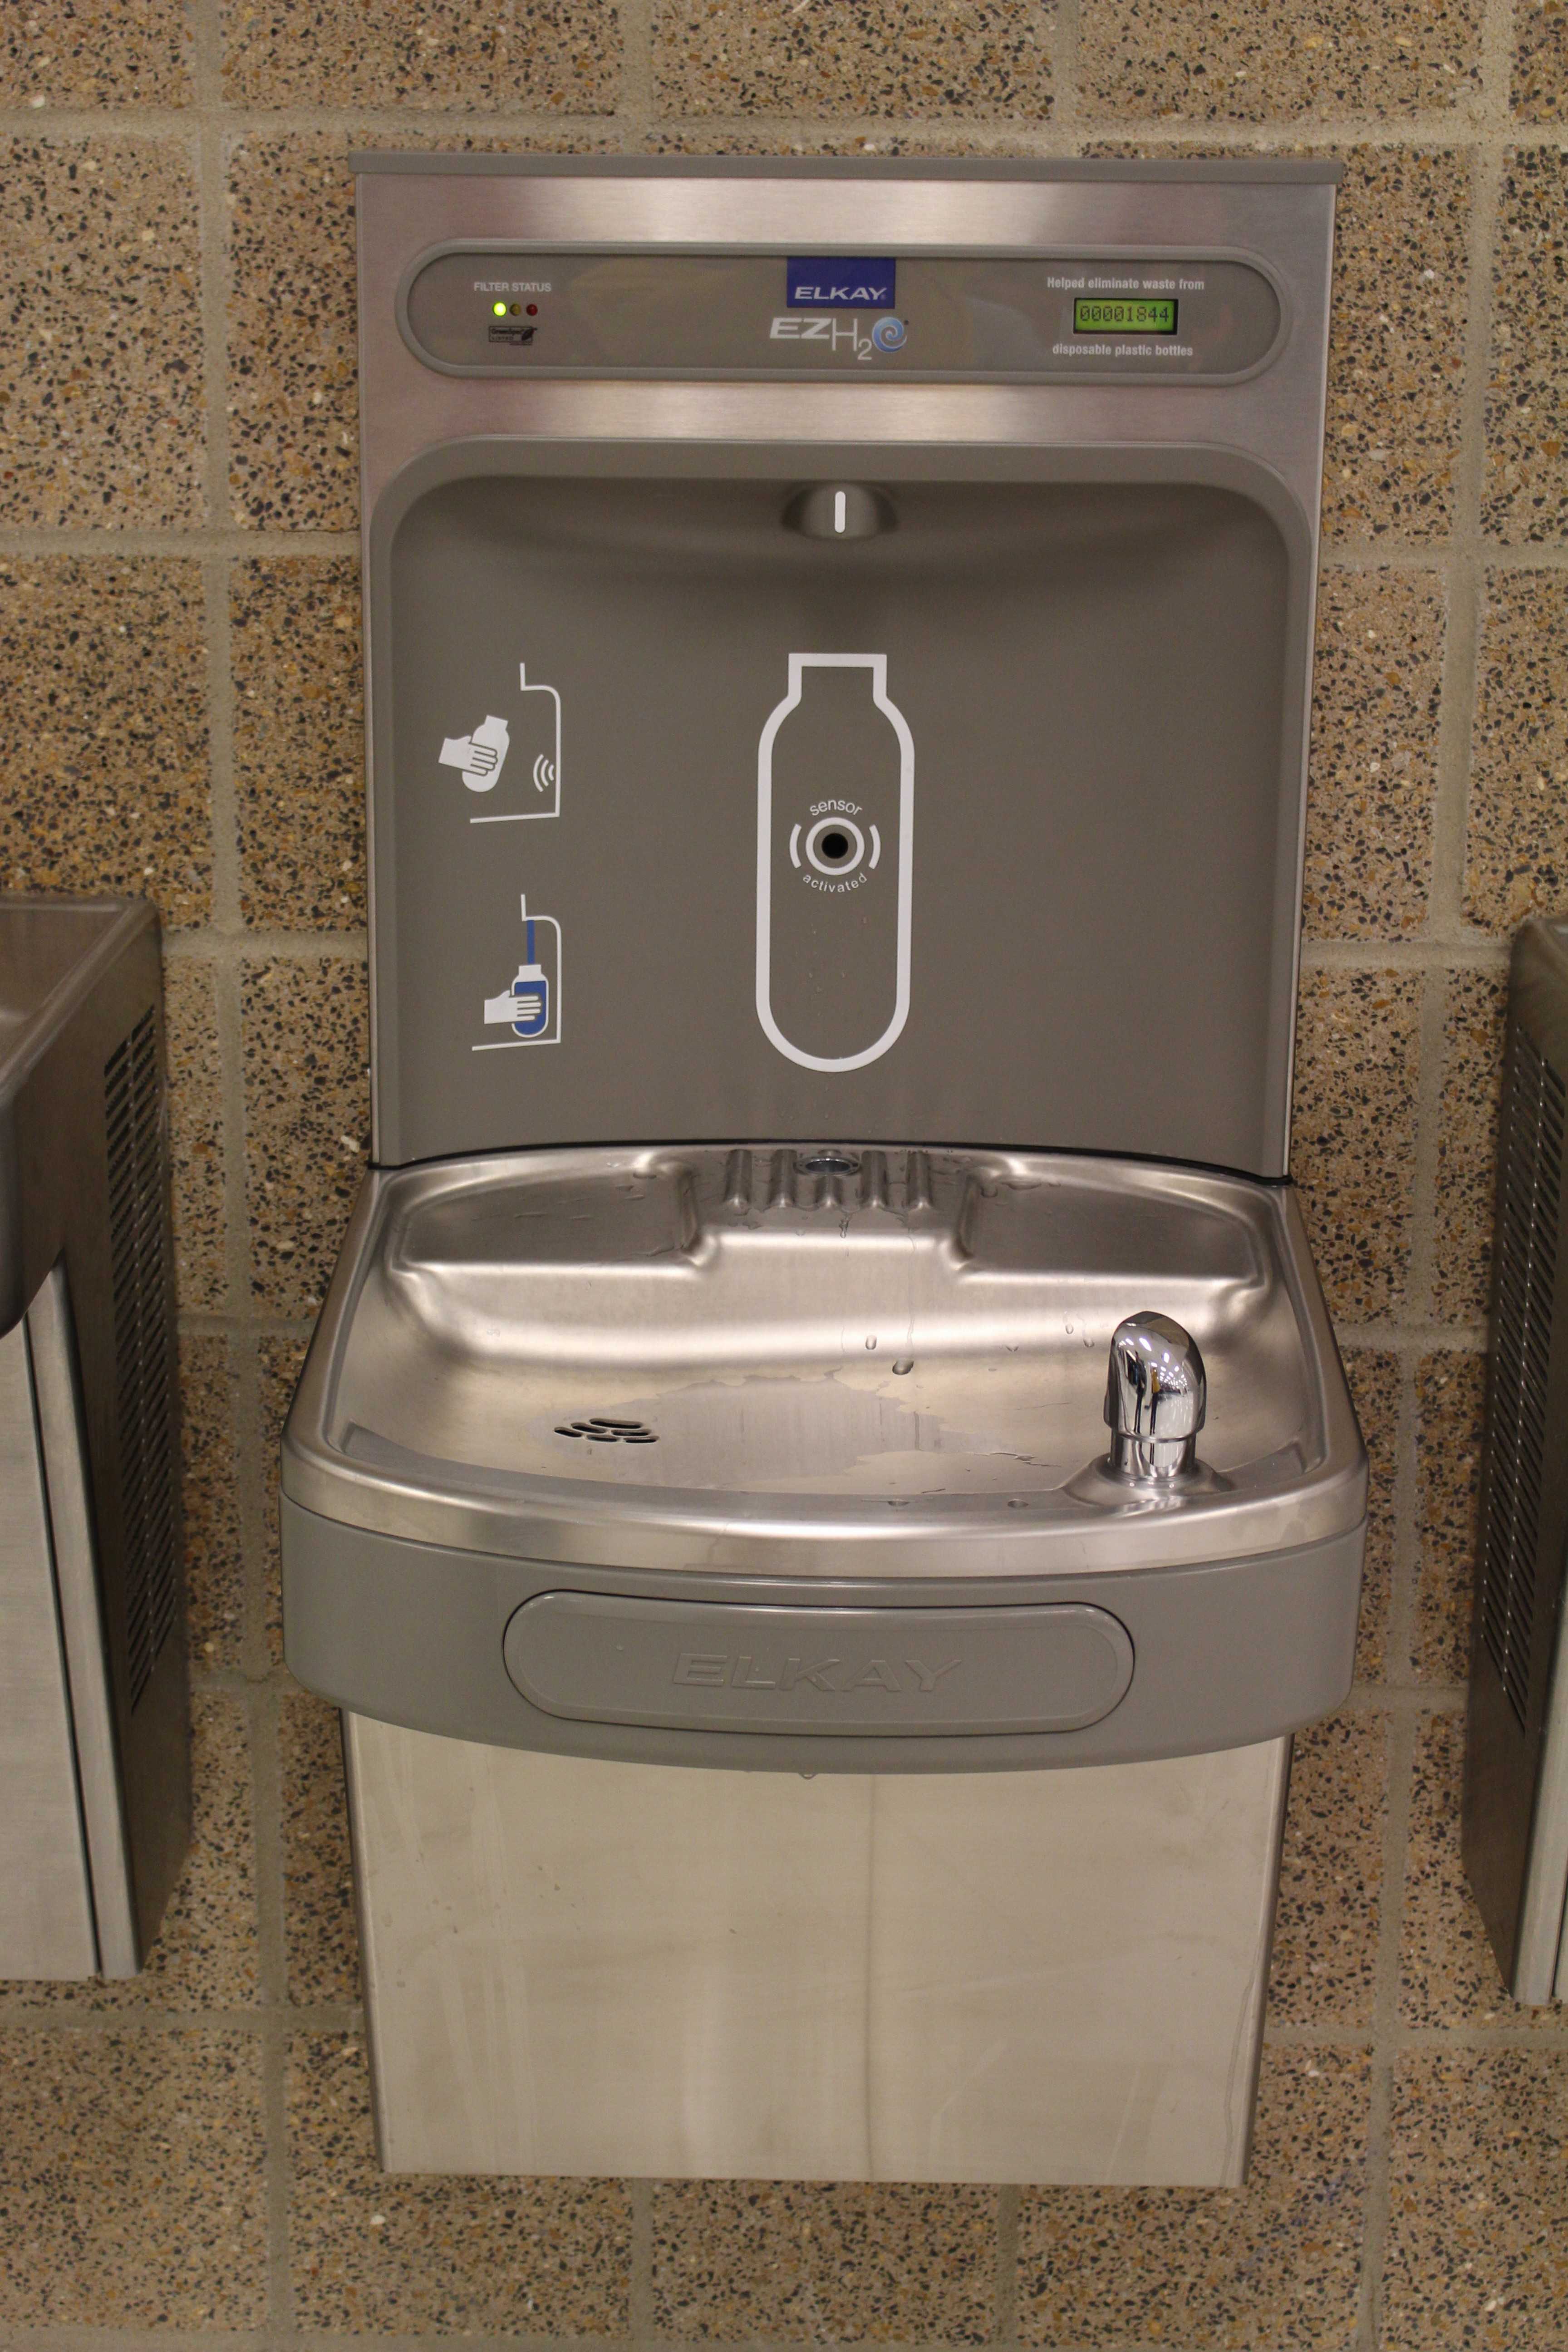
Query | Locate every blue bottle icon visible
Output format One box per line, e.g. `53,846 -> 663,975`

480,895 -> 560,1047
507,912 -> 550,1037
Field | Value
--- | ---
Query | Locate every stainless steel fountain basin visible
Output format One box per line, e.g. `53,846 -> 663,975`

286,1143 -> 1362,1566
282,1144 -> 1365,1773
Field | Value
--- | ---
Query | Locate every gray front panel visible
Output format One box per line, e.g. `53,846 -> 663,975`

283,1495 -> 1362,1772
375,451 -> 1306,1174
504,1593 -> 1135,1734
403,249 -> 1283,382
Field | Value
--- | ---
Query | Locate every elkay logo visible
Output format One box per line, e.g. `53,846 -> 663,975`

673,1650 -> 960,1695
786,255 -> 897,307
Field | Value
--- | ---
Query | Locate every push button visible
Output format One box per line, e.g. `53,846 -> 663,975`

503,1594 -> 1135,1737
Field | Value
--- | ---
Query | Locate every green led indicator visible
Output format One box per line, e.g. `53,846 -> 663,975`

492,300 -> 507,317
1073,296 -> 1179,335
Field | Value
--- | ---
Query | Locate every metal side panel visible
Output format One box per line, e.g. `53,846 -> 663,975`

346,1713 -> 1289,2185
26,1265 -> 138,1977
0,1315 -> 97,1977
1462,928 -> 1568,2002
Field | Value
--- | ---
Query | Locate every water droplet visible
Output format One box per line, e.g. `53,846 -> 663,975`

893,1358 -> 914,1375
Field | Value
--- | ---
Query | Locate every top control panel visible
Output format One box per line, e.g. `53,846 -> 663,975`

401,250 -> 1284,383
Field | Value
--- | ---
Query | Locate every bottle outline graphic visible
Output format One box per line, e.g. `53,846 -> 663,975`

755,652 -> 914,1074
477,895 -> 562,1051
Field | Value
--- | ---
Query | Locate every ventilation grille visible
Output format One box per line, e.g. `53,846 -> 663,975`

1480,1022 -> 1567,1729
104,1010 -> 178,1709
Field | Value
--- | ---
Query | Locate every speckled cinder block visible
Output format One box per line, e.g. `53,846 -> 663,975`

0,2026 -> 265,2324
0,1696 -> 257,2010
241,956 -> 369,1315
1077,144 -> 1469,542
0,139 -> 203,528
181,1334 -> 243,1671
222,0 -> 621,110
1485,151 -> 1568,544
651,2179 -> 996,2341
1268,1711 -> 1386,2029
282,1692 -> 358,2005
1398,1711 -> 1554,2027
1465,571 -> 1568,930
1413,1349 -> 1486,1682
0,0 -> 192,104
1322,149 -> 1471,545
123,1696 -> 259,2009
1305,567 -> 1443,938
164,957 -> 225,1308
1514,0 -> 1568,118
232,558 -> 365,929
1383,2046 -> 1568,2349
1341,1347 -> 1396,1680
288,2033 -> 632,2331
652,1 -> 1053,118
1291,967 -> 1423,1322
649,129 -> 966,153
1017,2047 -> 1370,2346
227,137 -> 360,534
1432,967 -> 1506,1325
0,558 -> 209,925
261,1331 -> 308,1666
1077,0 -> 1480,120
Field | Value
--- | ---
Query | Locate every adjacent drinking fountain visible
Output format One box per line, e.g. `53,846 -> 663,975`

282,156 -> 1366,2185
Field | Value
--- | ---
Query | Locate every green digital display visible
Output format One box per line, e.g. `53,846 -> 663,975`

1073,297 -> 1179,335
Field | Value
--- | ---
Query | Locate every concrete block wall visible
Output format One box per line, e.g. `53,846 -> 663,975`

1,1 -> 1566,2343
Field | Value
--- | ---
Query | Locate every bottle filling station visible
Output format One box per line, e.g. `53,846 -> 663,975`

283,157 -> 1366,2187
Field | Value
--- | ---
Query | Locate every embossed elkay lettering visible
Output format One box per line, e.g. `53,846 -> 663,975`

671,1650 -> 961,1696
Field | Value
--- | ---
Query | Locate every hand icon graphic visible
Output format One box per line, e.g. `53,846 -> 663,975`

438,715 -> 511,793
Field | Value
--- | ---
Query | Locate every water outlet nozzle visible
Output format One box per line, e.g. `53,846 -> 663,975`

1104,1311 -> 1206,1484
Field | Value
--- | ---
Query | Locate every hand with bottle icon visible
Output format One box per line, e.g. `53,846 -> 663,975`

438,714 -> 511,792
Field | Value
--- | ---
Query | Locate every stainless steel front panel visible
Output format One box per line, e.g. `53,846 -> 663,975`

27,1265 -> 137,1977
0,1313 -> 96,1977
356,167 -> 1335,524
347,1713 -> 1290,2185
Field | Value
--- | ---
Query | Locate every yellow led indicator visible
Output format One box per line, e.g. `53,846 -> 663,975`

492,300 -> 507,317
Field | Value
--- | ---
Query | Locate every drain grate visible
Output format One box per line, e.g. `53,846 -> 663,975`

555,1416 -> 659,1445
